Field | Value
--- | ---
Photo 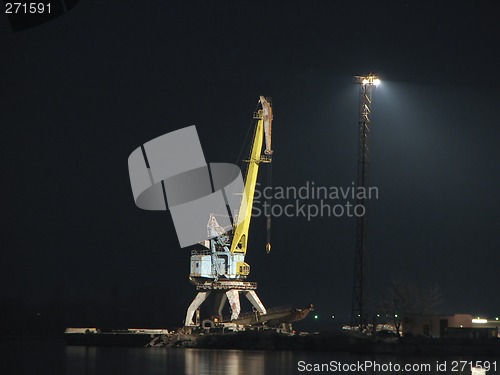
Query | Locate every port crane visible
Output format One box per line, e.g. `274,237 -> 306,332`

185,96 -> 273,326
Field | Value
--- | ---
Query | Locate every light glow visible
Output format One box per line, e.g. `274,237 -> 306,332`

472,318 -> 488,324
356,74 -> 381,86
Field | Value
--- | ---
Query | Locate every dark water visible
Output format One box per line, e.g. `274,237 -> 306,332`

1,341 -> 499,375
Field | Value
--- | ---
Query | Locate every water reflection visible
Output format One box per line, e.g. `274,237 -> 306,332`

185,349 -> 262,375
61,346 -> 500,375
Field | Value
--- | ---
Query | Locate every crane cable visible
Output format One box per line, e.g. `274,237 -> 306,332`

235,101 -> 261,167
231,102 -> 261,233
266,162 -> 272,254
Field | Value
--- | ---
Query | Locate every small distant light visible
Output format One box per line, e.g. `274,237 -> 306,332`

395,314 -> 398,318
460,325 -> 463,328
331,315 -> 335,319
496,317 -> 499,321
314,315 -> 318,319
362,79 -> 369,85
373,79 -> 381,86
472,319 -> 488,324
376,314 -> 380,317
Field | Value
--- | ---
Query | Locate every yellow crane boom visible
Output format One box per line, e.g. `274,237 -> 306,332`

230,96 -> 273,256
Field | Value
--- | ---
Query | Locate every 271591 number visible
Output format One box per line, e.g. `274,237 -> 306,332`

451,361 -> 497,372
5,3 -> 51,14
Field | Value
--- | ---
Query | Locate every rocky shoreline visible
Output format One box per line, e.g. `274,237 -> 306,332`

150,330 -> 500,356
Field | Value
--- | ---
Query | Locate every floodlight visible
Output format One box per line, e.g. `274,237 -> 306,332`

472,318 -> 487,324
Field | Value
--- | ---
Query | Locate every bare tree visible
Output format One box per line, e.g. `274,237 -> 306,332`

419,284 -> 442,315
378,281 -> 442,337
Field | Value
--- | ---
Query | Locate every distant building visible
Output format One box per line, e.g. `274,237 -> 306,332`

404,314 -> 500,339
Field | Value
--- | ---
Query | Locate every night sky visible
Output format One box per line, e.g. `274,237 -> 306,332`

1,1 -> 499,331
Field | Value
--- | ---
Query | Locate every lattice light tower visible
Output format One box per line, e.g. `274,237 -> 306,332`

351,74 -> 380,332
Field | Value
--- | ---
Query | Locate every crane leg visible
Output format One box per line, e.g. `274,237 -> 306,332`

185,291 -> 211,326
225,289 -> 241,320
214,292 -> 227,319
243,290 -> 267,315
